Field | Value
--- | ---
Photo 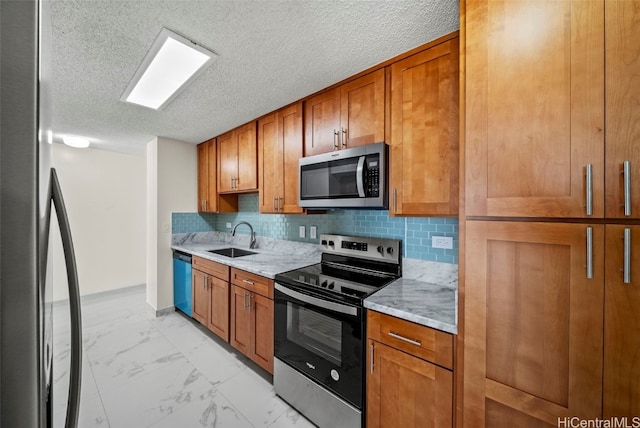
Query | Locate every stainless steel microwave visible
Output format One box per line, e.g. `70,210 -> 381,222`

299,142 -> 388,209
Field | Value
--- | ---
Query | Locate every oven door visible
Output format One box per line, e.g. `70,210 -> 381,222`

274,282 -> 363,408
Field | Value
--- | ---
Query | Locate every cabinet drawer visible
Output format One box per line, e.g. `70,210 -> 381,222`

231,268 -> 273,299
193,256 -> 229,280
367,310 -> 453,370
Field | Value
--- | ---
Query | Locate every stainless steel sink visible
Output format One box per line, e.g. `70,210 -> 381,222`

207,247 -> 257,258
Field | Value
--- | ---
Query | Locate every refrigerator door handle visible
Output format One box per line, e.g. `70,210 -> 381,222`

51,168 -> 83,428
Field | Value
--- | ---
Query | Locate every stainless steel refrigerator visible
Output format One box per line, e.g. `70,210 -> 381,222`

1,0 -> 83,427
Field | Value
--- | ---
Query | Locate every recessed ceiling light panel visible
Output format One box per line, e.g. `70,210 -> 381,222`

121,28 -> 217,110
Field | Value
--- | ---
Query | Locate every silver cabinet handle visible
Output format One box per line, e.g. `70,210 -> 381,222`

249,293 -> 253,312
279,197 -> 283,212
333,129 -> 339,149
341,127 -> 347,148
624,227 -> 631,284
370,343 -> 374,374
242,279 -> 254,286
204,200 -> 207,211
393,188 -> 397,213
51,168 -> 83,428
586,164 -> 593,216
388,331 -> 422,347
274,196 -> 277,212
624,160 -> 631,216
230,178 -> 234,189
586,226 -> 593,279
243,292 -> 249,310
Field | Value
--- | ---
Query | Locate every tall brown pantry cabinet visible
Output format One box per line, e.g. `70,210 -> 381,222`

461,0 -> 640,426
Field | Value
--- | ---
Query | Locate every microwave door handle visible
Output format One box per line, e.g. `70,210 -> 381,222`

356,156 -> 366,197
275,283 -> 358,316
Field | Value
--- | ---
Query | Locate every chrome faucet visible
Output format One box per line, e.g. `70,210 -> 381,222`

231,221 -> 256,249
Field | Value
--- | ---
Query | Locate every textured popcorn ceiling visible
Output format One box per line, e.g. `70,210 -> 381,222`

50,0 -> 459,156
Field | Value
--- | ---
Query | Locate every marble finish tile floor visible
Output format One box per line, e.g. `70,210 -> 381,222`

52,285 -> 315,428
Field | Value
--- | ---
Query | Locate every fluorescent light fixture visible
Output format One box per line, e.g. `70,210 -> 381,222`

121,28 -> 217,110
63,136 -> 90,148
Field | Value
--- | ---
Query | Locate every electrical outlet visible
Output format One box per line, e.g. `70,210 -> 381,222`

432,236 -> 453,249
310,226 -> 317,240
226,222 -> 232,228
299,226 -> 306,238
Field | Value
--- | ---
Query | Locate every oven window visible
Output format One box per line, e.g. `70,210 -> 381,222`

287,302 -> 342,366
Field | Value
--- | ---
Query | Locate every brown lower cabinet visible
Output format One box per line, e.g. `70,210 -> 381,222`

192,257 -> 230,342
229,269 -> 274,374
367,310 -> 453,428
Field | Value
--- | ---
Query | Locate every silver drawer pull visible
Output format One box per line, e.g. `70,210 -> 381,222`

242,279 -> 255,285
624,228 -> 631,284
586,226 -> 593,279
624,160 -> 631,216
586,164 -> 593,216
388,331 -> 422,347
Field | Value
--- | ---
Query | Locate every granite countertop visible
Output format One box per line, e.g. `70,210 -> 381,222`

364,258 -> 458,335
171,232 -> 321,279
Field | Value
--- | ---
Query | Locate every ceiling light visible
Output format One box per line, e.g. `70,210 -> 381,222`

63,136 -> 90,148
121,28 -> 217,110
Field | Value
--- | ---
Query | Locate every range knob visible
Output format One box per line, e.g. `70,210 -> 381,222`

386,247 -> 394,255
328,240 -> 335,247
321,240 -> 327,246
377,245 -> 385,255
321,280 -> 328,288
328,282 -> 335,289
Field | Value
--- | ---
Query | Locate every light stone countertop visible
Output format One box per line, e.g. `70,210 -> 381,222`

173,232 -> 458,334
364,258 -> 458,334
171,232 -> 321,279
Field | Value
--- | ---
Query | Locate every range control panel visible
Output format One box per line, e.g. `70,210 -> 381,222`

320,234 -> 401,264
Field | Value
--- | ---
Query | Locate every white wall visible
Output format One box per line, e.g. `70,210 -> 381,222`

51,143 -> 146,301
146,137 -> 196,312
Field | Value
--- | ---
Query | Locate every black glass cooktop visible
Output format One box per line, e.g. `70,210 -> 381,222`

275,261 -> 396,304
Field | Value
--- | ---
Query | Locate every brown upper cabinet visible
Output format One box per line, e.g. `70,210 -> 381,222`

304,69 -> 385,156
197,138 -> 217,212
218,121 -> 258,193
389,36 -> 459,216
258,102 -> 304,214
197,138 -> 238,213
605,0 -> 640,220
464,0 -> 605,218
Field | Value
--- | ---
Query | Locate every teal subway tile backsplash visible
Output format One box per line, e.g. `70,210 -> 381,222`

172,194 -> 458,264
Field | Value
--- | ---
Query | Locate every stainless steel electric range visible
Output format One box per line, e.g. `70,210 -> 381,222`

273,234 -> 402,428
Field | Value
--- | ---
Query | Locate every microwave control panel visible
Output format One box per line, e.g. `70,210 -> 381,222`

366,156 -> 380,197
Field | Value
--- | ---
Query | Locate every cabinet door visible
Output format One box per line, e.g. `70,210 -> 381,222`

279,103 -> 304,213
217,130 -> 236,193
339,69 -> 385,149
464,221 -> 604,426
236,121 -> 257,191
192,269 -> 209,326
258,112 -> 281,213
367,340 -> 452,428
208,275 -> 229,342
390,38 -> 459,216
250,293 -> 274,374
304,88 -> 340,156
604,225 -> 640,417
230,285 -> 251,355
197,142 -> 209,212
605,0 -> 640,219
465,0 -> 604,218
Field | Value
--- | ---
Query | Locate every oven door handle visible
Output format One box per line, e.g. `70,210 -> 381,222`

275,283 -> 358,316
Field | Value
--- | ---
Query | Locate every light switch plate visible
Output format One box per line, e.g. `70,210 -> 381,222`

299,225 -> 306,238
226,222 -> 232,228
432,236 -> 453,249
310,226 -> 317,239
